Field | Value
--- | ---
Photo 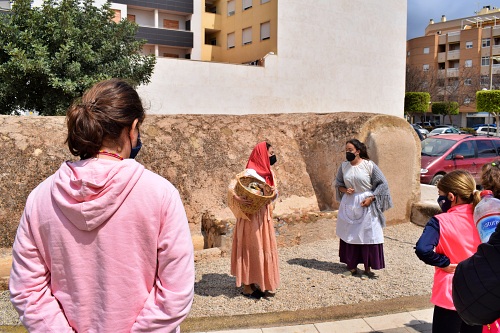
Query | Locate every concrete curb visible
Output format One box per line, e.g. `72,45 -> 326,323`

180,294 -> 433,332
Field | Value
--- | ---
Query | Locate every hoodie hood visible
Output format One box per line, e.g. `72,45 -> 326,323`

52,158 -> 145,231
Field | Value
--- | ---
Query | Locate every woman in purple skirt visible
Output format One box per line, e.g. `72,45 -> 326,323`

335,139 -> 393,279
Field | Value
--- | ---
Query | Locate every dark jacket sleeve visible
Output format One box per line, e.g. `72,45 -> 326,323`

452,223 -> 500,326
415,217 -> 451,268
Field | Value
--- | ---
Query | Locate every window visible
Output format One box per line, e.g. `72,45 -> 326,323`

407,51 -> 410,57
111,9 -> 121,23
260,21 -> 270,40
423,47 -> 430,54
465,59 -> 472,67
227,0 -> 235,16
452,141 -> 475,159
465,78 -> 472,85
227,32 -> 235,49
483,38 -> 491,48
242,27 -> 252,45
464,97 -> 471,104
482,56 -> 490,66
466,41 -> 473,49
494,141 -> 500,155
423,64 -> 429,71
163,19 -> 179,29
261,0 -> 270,3
163,53 -> 179,58
477,140 -> 498,157
242,0 -> 252,10
481,75 -> 490,85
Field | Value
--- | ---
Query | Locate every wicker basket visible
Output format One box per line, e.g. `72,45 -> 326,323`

235,176 -> 275,214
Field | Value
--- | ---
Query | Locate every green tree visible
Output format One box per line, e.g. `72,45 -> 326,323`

476,90 -> 500,135
0,0 -> 156,115
431,101 -> 459,125
404,92 -> 430,123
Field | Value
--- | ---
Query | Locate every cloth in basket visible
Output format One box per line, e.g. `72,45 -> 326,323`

235,176 -> 275,214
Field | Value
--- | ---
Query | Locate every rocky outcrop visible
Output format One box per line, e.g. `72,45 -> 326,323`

0,113 -> 420,250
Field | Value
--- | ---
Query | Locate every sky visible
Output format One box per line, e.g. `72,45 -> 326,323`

407,0 -> 500,40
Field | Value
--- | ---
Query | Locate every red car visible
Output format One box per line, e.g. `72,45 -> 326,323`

420,134 -> 500,185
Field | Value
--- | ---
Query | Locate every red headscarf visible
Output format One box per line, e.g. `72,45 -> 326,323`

245,141 -> 274,186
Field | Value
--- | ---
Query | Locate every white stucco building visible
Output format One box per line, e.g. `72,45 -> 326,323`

138,0 -> 407,116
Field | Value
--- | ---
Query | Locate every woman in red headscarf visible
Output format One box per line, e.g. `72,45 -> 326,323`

228,141 -> 280,300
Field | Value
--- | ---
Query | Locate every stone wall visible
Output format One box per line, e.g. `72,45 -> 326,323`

0,113 -> 420,249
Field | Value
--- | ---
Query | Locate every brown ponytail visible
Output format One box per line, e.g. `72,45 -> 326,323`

65,79 -> 145,159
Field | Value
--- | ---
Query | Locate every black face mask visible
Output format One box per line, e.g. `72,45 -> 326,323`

129,133 -> 142,159
346,152 -> 356,162
269,155 -> 277,165
437,195 -> 452,213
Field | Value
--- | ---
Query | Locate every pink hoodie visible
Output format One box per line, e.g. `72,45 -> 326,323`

10,158 -> 194,332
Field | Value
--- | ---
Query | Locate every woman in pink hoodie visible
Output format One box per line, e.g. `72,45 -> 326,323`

9,79 -> 195,332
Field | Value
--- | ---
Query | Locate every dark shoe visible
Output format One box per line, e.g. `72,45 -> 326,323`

241,291 -> 261,300
361,271 -> 377,280
341,269 -> 358,277
253,288 -> 266,298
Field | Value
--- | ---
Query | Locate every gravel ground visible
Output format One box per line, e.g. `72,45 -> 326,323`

190,221 -> 433,318
0,221 -> 433,327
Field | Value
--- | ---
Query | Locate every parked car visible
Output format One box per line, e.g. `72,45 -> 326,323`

435,124 -> 460,129
471,123 -> 496,131
476,126 -> 500,137
412,124 -> 429,138
415,121 -> 438,128
427,127 -> 461,136
420,134 -> 500,185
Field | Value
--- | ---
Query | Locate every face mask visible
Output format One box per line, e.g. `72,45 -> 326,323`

269,155 -> 277,166
437,195 -> 452,213
346,152 -> 356,162
129,133 -> 142,159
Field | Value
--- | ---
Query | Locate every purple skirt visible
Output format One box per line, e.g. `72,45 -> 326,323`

339,239 -> 385,270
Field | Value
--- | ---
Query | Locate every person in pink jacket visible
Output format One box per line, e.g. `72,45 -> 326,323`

415,170 -> 482,333
9,79 -> 195,332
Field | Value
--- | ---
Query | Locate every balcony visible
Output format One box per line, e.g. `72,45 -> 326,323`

447,31 -> 461,43
493,25 -> 500,37
201,44 -> 221,62
493,44 -> 500,56
113,0 -> 193,14
438,52 -> 446,62
203,11 -> 221,31
447,68 -> 459,77
447,50 -> 460,60
493,63 -> 500,75
136,26 -> 193,48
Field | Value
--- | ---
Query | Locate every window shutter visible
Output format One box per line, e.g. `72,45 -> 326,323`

260,21 -> 270,40
242,27 -> 252,45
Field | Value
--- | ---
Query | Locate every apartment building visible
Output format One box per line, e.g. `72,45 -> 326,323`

111,0 -> 194,59
406,5 -> 500,127
201,0 -> 277,64
109,0 -> 276,64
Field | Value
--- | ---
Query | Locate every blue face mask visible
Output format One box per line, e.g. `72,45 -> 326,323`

437,195 -> 452,213
129,133 -> 142,159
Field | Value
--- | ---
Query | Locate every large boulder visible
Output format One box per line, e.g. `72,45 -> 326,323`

0,113 -> 420,249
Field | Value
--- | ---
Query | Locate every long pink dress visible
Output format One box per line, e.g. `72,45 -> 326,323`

228,173 -> 280,292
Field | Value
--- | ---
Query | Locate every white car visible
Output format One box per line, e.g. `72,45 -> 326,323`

427,127 -> 460,136
476,126 -> 500,137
